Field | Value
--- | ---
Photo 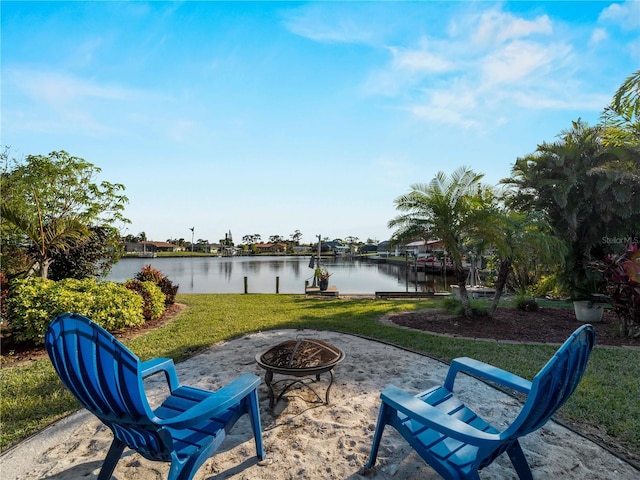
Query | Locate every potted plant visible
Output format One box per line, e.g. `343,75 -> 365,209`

571,274 -> 608,322
590,243 -> 640,337
557,256 -> 607,322
315,267 -> 332,291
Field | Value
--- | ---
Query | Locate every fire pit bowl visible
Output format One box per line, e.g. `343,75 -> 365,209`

255,338 -> 345,407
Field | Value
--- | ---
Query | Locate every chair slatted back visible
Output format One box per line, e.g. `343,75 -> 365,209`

46,314 -> 171,459
508,324 -> 595,438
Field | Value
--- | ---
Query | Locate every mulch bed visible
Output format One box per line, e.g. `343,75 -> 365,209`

388,307 -> 640,347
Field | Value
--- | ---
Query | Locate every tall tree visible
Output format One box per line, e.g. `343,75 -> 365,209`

290,230 -> 303,245
1,150 -> 129,278
602,69 -> 640,148
389,167 -> 497,318
1,197 -> 89,278
502,120 -> 640,298
486,209 -> 566,317
242,234 -> 256,245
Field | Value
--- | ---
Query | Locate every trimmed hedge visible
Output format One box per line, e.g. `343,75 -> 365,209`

6,278 -> 144,343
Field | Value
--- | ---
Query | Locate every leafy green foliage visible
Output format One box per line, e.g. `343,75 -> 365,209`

502,120 -> 640,299
601,70 -> 640,147
0,272 -> 8,322
1,201 -> 89,278
1,150 -> 129,279
515,294 -> 539,312
125,280 -> 166,320
440,295 -> 489,316
486,210 -> 565,317
591,243 -> 640,337
314,267 -> 331,281
6,278 -> 144,343
134,265 -> 179,304
48,226 -> 123,280
1,150 -> 128,227
388,166 -> 499,317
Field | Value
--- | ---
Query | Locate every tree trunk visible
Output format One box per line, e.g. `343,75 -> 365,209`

488,258 -> 512,318
455,264 -> 473,318
38,257 -> 51,279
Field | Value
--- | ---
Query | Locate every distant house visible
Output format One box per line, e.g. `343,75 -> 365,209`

404,240 -> 425,256
376,240 -> 392,256
324,240 -> 350,255
197,243 -> 222,254
400,239 -> 445,256
359,244 -> 378,254
143,241 -> 182,252
125,241 -> 182,254
254,242 -> 287,253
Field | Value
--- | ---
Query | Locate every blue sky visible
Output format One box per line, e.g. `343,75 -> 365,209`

2,1 -> 639,245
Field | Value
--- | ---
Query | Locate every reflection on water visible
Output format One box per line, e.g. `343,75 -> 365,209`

104,256 -> 453,294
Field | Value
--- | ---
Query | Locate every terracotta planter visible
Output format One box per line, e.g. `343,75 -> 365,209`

573,300 -> 604,323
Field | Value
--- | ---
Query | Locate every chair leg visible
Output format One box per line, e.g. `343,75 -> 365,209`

98,438 -> 126,480
247,389 -> 266,460
365,403 -> 390,468
506,440 -> 533,480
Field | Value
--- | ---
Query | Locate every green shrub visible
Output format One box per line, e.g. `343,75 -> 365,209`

440,295 -> 489,316
591,243 -> 640,337
441,295 -> 464,315
135,265 -> 179,304
6,278 -> 144,344
515,295 -> 539,312
125,279 -> 166,320
1,272 -> 9,324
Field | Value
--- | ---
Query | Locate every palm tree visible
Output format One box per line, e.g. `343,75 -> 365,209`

602,69 -> 640,147
486,209 -> 566,317
389,167 -> 497,318
1,197 -> 89,278
503,120 -> 640,299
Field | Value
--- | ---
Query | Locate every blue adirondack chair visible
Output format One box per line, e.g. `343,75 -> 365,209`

366,324 -> 595,480
45,313 -> 265,480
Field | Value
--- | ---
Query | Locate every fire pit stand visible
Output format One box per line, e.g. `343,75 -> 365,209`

255,338 -> 345,408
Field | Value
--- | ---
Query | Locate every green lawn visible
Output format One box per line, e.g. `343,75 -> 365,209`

2,294 -> 639,466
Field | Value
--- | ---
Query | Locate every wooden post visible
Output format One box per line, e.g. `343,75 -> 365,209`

244,276 -> 248,294
276,276 -> 280,294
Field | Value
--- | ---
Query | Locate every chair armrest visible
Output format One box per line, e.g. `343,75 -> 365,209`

140,357 -> 180,391
155,373 -> 261,429
381,385 -> 502,445
444,357 -> 532,394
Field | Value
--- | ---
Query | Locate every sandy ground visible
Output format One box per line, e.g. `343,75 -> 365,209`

2,329 -> 638,480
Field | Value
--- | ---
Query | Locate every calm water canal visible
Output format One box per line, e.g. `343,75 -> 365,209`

104,256 -> 453,294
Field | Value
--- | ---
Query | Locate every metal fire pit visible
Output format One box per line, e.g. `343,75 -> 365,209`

255,338 -> 345,408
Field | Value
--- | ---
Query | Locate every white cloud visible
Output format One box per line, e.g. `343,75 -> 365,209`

288,2 -> 624,132
598,1 -> 640,31
8,68 -> 131,106
405,88 -> 478,128
509,90 -> 610,111
282,4 -> 376,44
4,67 -> 169,138
390,45 -> 453,73
589,27 -> 609,46
363,43 -> 453,96
481,41 -> 573,85
472,10 -> 553,45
